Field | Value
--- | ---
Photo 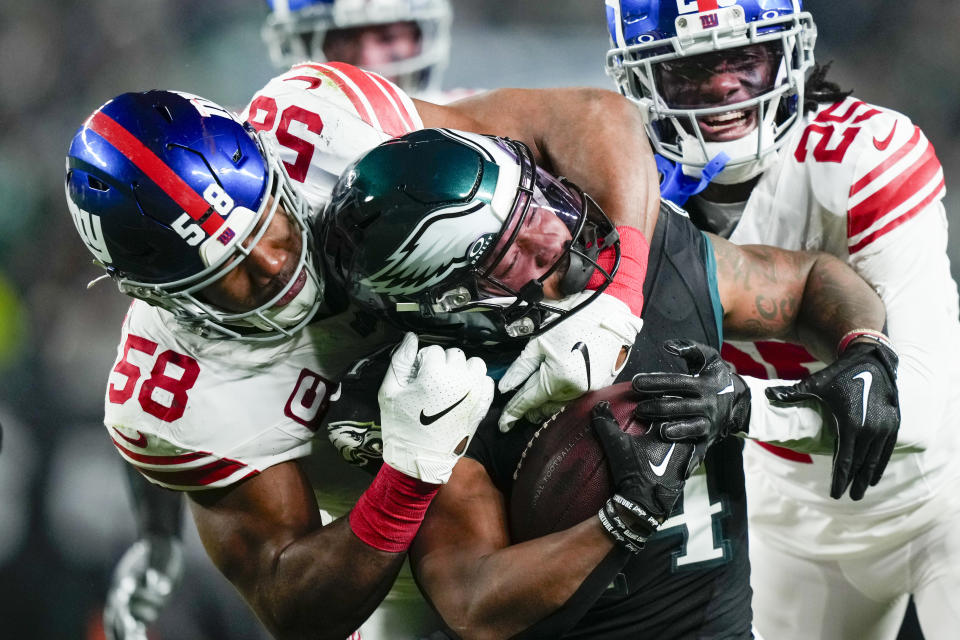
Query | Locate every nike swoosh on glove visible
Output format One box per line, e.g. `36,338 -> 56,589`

592,401 -> 707,550
379,332 -> 495,484
498,292 -> 644,432
766,339 -> 900,501
631,339 -> 751,446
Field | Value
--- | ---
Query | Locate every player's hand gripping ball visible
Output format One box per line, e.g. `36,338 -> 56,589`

510,381 -> 705,547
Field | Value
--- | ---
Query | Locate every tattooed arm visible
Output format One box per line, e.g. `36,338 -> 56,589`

709,234 -> 886,362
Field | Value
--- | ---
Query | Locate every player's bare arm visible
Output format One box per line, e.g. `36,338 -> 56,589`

710,234 -> 886,361
185,334 -> 492,640
410,458 -> 615,640
414,88 -> 660,239
638,234 -> 898,500
188,461 -> 403,640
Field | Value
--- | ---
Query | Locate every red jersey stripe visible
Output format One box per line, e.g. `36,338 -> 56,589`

292,63 -> 377,130
848,143 -> 941,237
850,126 -> 922,197
137,458 -> 256,487
367,72 -> 417,133
720,343 -> 770,379
849,177 -> 945,254
754,341 -> 819,380
755,440 -> 814,464
112,438 -> 209,465
323,62 -> 411,136
87,112 -> 226,236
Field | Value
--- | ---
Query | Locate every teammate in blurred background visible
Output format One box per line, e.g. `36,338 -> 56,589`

605,1 -> 960,638
73,61 -> 661,639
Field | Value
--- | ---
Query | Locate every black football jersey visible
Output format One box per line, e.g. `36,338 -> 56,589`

323,204 -> 754,639
467,205 -> 753,639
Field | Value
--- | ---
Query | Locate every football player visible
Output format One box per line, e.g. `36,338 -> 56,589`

317,127 -> 896,638
68,67 -> 662,640
261,0 -> 451,98
605,1 -> 960,638
104,1 -> 457,634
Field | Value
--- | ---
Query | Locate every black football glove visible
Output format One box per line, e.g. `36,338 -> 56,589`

631,339 -> 751,446
591,400 -> 707,553
766,339 -> 900,501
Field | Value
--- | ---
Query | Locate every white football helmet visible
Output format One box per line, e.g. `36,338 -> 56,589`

262,0 -> 452,96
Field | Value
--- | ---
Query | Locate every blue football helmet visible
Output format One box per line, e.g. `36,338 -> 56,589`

262,0 -> 452,96
321,129 -> 620,347
605,0 -> 817,184
64,90 -> 322,341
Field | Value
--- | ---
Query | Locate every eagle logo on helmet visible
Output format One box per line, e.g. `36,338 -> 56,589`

361,202 -> 497,295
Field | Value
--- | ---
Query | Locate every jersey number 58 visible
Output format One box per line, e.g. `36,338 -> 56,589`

108,334 -> 200,422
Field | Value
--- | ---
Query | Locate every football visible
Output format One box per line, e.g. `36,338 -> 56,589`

509,382 -> 648,542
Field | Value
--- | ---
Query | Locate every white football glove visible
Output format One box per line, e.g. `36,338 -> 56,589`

379,332 -> 495,484
498,292 -> 644,432
103,535 -> 184,640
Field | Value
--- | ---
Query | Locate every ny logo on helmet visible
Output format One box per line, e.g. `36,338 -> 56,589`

676,0 -> 738,14
65,189 -> 112,263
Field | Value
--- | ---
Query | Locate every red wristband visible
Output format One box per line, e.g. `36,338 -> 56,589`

836,328 -> 894,358
349,464 -> 439,553
585,226 -> 649,316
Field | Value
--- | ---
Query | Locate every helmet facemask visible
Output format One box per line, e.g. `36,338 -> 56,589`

114,132 -> 324,341
406,137 -> 620,344
606,6 -> 816,183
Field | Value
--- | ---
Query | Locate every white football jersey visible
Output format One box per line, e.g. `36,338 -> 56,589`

713,97 -> 960,557
105,300 -> 395,496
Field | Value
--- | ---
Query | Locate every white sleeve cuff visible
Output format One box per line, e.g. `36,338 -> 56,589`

740,377 -> 835,456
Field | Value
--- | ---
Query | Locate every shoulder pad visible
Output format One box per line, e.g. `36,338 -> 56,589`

792,98 -> 944,253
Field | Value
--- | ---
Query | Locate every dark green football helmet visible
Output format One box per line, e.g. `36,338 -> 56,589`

320,128 -> 620,346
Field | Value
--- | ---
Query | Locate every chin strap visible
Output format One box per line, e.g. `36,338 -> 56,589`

655,153 -> 729,207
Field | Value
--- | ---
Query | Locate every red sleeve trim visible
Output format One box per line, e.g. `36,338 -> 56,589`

294,62 -> 412,137
848,138 -> 942,238
135,459 -> 257,488
111,434 -> 206,465
365,72 -> 418,133
112,434 -> 256,488
849,126 -> 922,197
849,176 -> 945,254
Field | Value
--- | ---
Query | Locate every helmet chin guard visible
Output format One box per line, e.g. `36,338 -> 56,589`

605,0 -> 817,182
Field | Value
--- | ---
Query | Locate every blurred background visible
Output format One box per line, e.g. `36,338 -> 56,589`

0,0 -> 955,638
